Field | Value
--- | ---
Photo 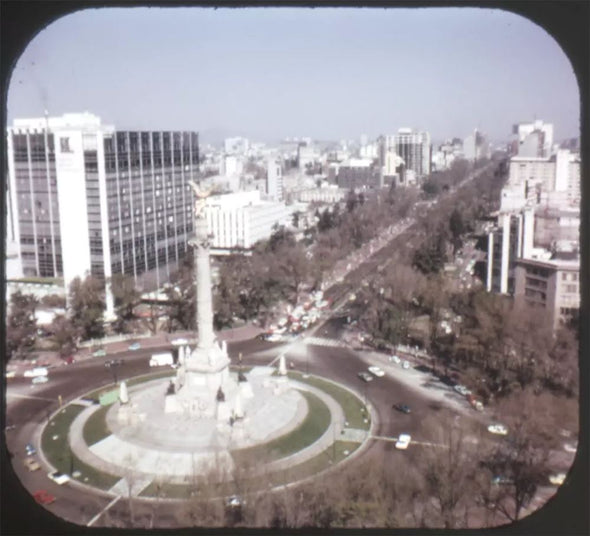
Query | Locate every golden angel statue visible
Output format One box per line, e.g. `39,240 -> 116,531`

189,180 -> 212,219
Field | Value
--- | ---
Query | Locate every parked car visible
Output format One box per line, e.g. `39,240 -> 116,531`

357,372 -> 374,382
393,403 -> 411,414
389,355 -> 401,364
32,376 -> 48,385
33,490 -> 56,505
395,434 -> 412,450
368,366 -> 385,378
25,443 -> 36,456
47,471 -> 70,485
454,385 -> 472,396
92,349 -> 106,357
24,457 -> 41,472
487,424 -> 508,435
128,342 -> 141,351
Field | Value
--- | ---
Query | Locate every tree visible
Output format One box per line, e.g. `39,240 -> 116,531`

50,314 -> 79,358
69,275 -> 106,341
6,291 -> 38,360
412,231 -> 447,275
448,208 -> 465,254
420,415 -> 481,528
480,423 -> 549,522
164,258 -> 196,332
276,243 -> 311,305
110,274 -> 141,333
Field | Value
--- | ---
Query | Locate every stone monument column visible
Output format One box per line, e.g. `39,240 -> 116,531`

190,194 -> 215,350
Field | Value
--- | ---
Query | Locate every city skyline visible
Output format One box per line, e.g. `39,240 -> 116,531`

7,7 -> 580,144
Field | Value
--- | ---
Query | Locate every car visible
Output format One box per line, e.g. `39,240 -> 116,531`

33,490 -> 56,505
24,457 -> 41,472
5,370 -> 16,379
395,434 -> 412,450
389,355 -> 401,364
128,342 -> 141,351
564,443 -> 577,453
492,475 -> 513,486
393,403 -> 411,414
401,360 -> 411,370
92,349 -> 106,357
267,334 -> 283,343
454,385 -> 472,396
357,372 -> 373,382
549,473 -> 566,486
226,495 -> 244,508
23,367 -> 48,378
32,376 -> 48,384
25,443 -> 36,456
487,424 -> 508,435
47,471 -> 70,485
63,356 -> 75,365
368,366 -> 385,378
171,338 -> 189,346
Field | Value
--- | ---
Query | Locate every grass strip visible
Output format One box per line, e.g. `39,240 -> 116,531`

288,371 -> 370,430
41,405 -> 120,489
83,404 -> 111,446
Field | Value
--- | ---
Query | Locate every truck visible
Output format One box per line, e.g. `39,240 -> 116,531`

149,352 -> 173,367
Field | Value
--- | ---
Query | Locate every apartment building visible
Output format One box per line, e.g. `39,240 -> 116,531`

6,112 -> 199,299
394,128 -> 431,178
514,252 -> 580,330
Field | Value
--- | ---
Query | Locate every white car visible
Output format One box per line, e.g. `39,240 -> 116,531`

389,355 -> 401,364
487,424 -> 508,435
171,338 -> 188,346
32,376 -> 48,384
47,471 -> 70,485
395,434 -> 412,450
401,360 -> 410,370
368,366 -> 385,378
549,473 -> 566,486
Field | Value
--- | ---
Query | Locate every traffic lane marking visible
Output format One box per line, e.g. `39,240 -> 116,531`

87,495 -> 121,527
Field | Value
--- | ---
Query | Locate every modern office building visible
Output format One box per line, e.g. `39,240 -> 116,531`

394,128 -> 431,178
205,190 -> 291,253
335,158 -> 381,189
6,112 -> 199,304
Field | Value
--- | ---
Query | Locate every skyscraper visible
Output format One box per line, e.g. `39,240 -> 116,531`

394,128 -> 431,178
6,112 -> 199,297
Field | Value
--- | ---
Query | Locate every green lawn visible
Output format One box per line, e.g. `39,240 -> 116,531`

288,372 -> 370,430
231,390 -> 330,464
83,405 -> 111,446
41,405 -> 120,490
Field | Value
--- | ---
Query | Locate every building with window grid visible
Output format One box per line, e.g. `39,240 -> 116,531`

6,112 -> 199,305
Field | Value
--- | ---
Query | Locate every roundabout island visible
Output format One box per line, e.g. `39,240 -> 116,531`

39,366 -> 373,501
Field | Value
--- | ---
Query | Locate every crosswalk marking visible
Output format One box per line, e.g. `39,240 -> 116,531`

303,336 -> 346,348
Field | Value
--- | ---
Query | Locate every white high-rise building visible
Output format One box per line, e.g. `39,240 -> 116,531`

266,156 -> 283,201
6,112 -> 199,305
513,120 -> 554,157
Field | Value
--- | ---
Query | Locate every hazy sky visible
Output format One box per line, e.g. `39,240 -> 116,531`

6,7 -> 580,144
